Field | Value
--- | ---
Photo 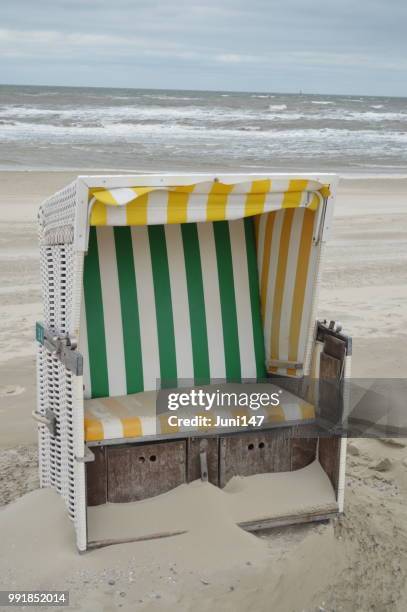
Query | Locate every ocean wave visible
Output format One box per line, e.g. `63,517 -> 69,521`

18,91 -> 61,97
339,110 -> 407,121
140,94 -> 203,101
2,121 -> 407,145
2,103 -> 407,131
1,87 -> 406,172
108,96 -> 133,100
2,128 -> 406,173
0,104 -> 305,124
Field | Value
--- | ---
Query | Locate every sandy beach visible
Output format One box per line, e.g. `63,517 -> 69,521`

0,172 -> 407,611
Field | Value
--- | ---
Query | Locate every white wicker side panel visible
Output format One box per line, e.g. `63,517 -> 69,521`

37,180 -> 88,550
38,350 -> 86,548
37,245 -> 55,488
39,181 -> 76,246
36,344 -> 50,487
37,244 -> 79,506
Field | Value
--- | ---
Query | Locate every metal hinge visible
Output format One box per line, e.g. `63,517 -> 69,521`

36,322 -> 83,375
32,409 -> 57,436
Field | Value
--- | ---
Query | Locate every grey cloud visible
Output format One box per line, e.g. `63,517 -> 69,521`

1,0 -> 406,94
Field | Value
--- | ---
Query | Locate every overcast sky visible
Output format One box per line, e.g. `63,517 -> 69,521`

1,0 -> 406,96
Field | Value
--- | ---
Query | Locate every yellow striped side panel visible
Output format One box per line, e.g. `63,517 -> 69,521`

256,207 -> 320,378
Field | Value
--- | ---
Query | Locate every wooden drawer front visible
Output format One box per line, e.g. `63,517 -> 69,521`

107,440 -> 187,503
220,430 -> 292,488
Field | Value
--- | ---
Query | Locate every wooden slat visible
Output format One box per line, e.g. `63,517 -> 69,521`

291,437 -> 317,470
324,335 -> 346,361
238,506 -> 339,532
319,352 -> 343,427
106,440 -> 186,502
87,530 -> 188,551
86,446 -> 107,506
319,436 -> 341,491
318,334 -> 346,494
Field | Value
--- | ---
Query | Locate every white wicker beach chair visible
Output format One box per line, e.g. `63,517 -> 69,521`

34,173 -> 351,551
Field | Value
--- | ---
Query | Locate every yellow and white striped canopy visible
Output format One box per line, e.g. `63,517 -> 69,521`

89,179 -> 330,226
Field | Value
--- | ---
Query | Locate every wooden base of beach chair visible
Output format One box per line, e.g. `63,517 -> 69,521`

85,429 -> 336,507
86,332 -> 347,557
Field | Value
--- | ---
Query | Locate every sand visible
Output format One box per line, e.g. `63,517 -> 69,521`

87,462 -> 336,544
0,172 -> 407,611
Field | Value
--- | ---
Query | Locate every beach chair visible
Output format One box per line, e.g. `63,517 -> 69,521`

34,173 -> 351,551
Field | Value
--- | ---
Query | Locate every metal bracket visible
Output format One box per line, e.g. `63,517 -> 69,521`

316,319 -> 352,356
32,409 -> 57,436
36,322 -> 83,375
75,446 -> 95,464
199,439 -> 209,482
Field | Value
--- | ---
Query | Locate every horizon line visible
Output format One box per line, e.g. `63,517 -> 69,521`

0,82 -> 405,100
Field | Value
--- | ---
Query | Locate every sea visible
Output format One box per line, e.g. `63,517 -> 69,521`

1,84 -> 407,174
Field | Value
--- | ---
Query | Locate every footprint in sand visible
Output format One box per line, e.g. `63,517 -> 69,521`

0,385 -> 25,397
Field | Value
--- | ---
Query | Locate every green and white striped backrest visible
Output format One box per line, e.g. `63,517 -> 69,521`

81,218 -> 266,399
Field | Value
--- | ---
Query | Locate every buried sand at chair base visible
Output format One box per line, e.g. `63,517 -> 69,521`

87,460 -> 337,545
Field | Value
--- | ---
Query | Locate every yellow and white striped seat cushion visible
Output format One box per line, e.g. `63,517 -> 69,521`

84,383 -> 315,442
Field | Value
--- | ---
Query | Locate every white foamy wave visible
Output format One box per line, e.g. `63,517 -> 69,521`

19,91 -> 60,97
0,107 -> 61,118
311,100 -> 335,105
3,120 -> 407,147
108,96 -> 133,100
141,94 -> 203,101
0,103 -> 305,125
340,110 -> 407,122
2,102 -> 407,131
370,104 -> 384,109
